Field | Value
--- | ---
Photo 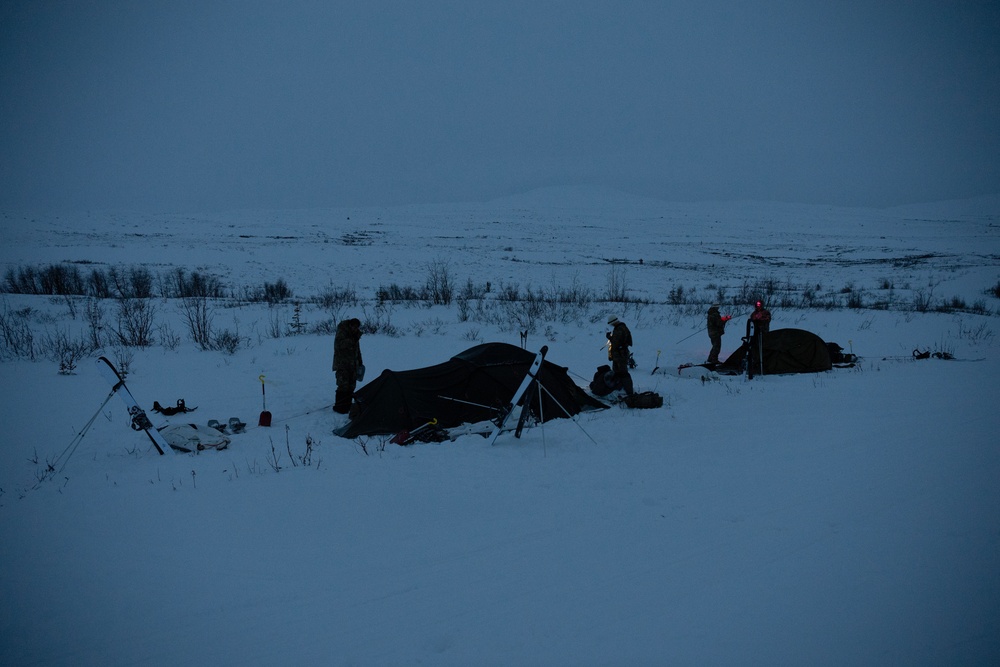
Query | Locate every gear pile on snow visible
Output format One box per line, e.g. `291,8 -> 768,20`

159,424 -> 230,452
152,399 -> 196,416
717,328 -> 834,375
335,342 -> 607,439
622,391 -> 663,409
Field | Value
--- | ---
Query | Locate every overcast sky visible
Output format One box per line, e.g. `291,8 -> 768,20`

1,1 -> 997,212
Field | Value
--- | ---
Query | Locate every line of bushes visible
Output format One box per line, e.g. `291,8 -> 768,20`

3,263 -> 227,299
2,263 -> 310,310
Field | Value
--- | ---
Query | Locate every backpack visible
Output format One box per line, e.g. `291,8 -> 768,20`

623,391 -> 663,409
589,364 -> 621,396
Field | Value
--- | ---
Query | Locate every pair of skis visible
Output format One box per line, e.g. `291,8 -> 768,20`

488,346 -> 548,446
96,356 -> 175,455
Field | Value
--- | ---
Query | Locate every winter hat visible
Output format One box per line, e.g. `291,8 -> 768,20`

607,316 -> 620,325
711,303 -> 720,308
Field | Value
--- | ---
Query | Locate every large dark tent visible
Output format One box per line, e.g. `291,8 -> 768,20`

335,342 -> 607,439
718,328 -> 833,375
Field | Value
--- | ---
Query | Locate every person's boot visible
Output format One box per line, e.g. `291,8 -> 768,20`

333,388 -> 352,414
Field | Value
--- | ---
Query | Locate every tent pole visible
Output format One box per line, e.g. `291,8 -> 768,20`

758,328 -> 765,377
537,381 -> 546,457
537,381 -> 600,446
436,395 -> 502,414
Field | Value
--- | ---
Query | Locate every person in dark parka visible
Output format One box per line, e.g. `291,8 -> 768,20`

706,303 -> 732,364
606,315 -> 635,396
333,318 -> 364,414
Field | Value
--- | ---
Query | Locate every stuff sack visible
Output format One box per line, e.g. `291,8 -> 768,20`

623,391 -> 663,409
589,364 -> 621,397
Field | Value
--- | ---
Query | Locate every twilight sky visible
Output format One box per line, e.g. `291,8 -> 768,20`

1,1 -> 998,212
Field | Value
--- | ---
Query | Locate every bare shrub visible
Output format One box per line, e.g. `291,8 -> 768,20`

110,345 -> 135,377
40,328 -> 94,374
604,265 -> 628,302
158,322 -> 181,351
263,279 -> 293,304
267,308 -> 285,339
846,285 -> 865,309
314,285 -> 358,309
163,268 -> 225,298
180,297 -> 214,350
425,258 -> 454,305
212,328 -> 242,355
912,289 -> 933,313
84,298 -> 106,349
113,297 -> 157,347
39,264 -> 85,295
360,304 -> 400,336
377,283 -> 423,304
0,304 -> 36,360
88,268 -> 112,298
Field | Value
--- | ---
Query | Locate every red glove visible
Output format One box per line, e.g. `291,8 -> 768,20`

721,315 -> 732,322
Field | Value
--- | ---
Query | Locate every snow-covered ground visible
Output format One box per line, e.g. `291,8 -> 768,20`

1,188 -> 998,665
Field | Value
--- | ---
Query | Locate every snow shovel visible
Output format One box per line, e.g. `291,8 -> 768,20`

258,374 -> 272,427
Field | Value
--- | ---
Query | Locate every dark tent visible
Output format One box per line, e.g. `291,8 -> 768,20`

334,342 -> 607,438
718,328 -> 833,375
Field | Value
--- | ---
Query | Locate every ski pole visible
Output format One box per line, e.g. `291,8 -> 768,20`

675,328 -> 703,344
675,310 -> 747,344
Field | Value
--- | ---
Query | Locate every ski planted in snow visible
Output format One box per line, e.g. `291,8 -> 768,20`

96,356 -> 175,455
488,345 -> 547,446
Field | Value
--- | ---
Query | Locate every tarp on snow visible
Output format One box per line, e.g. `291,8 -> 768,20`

334,342 -> 607,438
159,423 -> 230,452
718,328 -> 833,375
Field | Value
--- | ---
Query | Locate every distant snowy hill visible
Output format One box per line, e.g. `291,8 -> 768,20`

886,193 -> 1000,220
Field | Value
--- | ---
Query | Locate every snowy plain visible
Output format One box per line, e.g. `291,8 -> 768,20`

1,187 -> 999,666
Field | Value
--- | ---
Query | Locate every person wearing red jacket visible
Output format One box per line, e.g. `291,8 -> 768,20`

706,304 -> 732,364
748,300 -> 771,336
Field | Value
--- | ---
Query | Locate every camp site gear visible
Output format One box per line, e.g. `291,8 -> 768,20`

258,374 -> 272,426
159,423 -> 230,452
913,349 -> 955,360
488,346 -> 547,445
335,342 -> 606,439
589,364 -> 621,396
152,399 -> 196,416
96,356 -> 174,455
716,328 -> 833,377
390,418 -> 444,445
623,391 -> 663,409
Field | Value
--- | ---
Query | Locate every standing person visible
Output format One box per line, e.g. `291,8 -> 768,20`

745,300 -> 771,378
706,304 -> 732,364
606,316 -> 635,396
333,318 -> 364,414
748,300 -> 771,337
